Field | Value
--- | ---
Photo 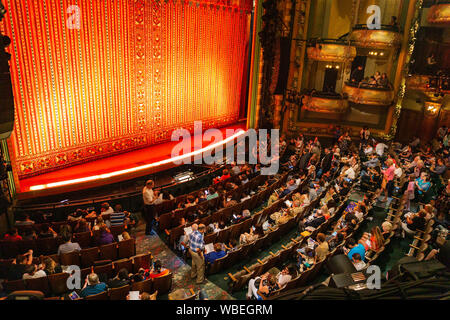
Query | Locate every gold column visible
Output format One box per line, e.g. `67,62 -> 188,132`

254,47 -> 264,130
273,95 -> 283,129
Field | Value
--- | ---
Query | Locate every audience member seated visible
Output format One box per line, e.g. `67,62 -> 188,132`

275,265 -> 297,289
7,251 -> 33,281
42,257 -> 62,275
149,260 -> 170,279
96,225 -> 115,246
22,264 -> 46,280
80,273 -> 107,298
73,219 -> 90,234
38,223 -> 58,238
100,202 -> 114,216
107,268 -> 130,288
57,233 -> 82,255
110,204 -> 126,226
3,228 -> 23,241
205,243 -> 227,264
401,210 -> 427,237
344,238 -> 366,262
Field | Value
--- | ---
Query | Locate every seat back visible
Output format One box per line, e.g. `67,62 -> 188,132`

131,253 -> 152,273
222,248 -> 241,270
36,237 -> 58,256
113,258 -> 133,274
48,272 -> 70,296
216,228 -> 230,244
0,241 -> 20,258
5,279 -> 27,293
80,247 -> 100,268
118,238 -> 135,259
17,239 -> 38,255
84,290 -> 108,300
110,225 -> 125,239
25,276 -> 50,296
108,284 -> 130,300
152,272 -> 173,294
99,243 -> 118,261
72,232 -> 92,248
60,251 -> 81,267
207,255 -> 226,275
94,262 -> 114,279
203,232 -> 217,245
131,278 -> 153,294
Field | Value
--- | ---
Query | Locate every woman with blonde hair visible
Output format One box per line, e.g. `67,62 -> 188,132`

381,221 -> 393,239
42,257 -> 62,275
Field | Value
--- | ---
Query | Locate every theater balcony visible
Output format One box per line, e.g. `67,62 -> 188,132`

302,91 -> 349,114
349,24 -> 402,50
306,39 -> 357,63
406,74 -> 450,95
428,2 -> 450,24
343,82 -> 395,106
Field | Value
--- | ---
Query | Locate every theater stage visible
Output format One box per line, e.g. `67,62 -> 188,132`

16,122 -> 246,200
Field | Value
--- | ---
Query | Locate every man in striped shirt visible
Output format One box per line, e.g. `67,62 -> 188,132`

188,224 -> 206,284
110,204 -> 126,226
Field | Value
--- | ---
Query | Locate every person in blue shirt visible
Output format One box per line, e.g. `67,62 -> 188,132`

415,173 -> 431,195
80,273 -> 107,298
188,224 -> 206,284
204,243 -> 227,264
345,238 -> 366,262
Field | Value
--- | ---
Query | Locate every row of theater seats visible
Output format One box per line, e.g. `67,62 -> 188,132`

207,176 -> 332,276
0,225 -> 127,259
155,169 -> 244,228
0,238 -> 136,280
227,167 -> 362,295
1,239 -> 175,299
166,173 -> 285,248
160,173 -> 269,233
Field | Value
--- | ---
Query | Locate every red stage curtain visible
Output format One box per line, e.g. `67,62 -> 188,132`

1,0 -> 252,177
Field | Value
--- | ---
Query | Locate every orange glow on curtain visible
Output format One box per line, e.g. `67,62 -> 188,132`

1,0 -> 252,177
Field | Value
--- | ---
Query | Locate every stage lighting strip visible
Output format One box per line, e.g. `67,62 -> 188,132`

29,129 -> 247,191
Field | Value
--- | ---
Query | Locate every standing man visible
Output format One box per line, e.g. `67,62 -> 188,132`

142,180 -> 157,236
188,224 -> 206,284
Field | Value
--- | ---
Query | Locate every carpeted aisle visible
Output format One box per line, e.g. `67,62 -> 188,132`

133,222 -> 235,300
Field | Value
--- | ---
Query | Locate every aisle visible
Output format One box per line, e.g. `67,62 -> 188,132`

133,223 -> 234,300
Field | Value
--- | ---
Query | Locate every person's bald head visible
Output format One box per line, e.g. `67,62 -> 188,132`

191,224 -> 198,231
198,224 -> 206,233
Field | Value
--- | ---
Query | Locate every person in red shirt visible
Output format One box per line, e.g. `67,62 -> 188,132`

214,169 -> 231,184
4,228 -> 23,241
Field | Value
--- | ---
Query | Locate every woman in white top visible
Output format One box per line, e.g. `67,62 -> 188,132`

23,264 -> 46,279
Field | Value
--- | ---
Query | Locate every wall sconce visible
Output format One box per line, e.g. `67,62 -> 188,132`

424,101 -> 441,118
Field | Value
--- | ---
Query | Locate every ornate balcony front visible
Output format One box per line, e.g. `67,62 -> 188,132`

406,74 -> 450,95
349,25 -> 402,50
428,3 -> 450,24
303,92 -> 349,114
343,82 -> 395,106
307,40 -> 357,63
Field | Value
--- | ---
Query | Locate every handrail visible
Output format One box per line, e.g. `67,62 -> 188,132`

352,24 -> 400,32
345,81 -> 393,91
